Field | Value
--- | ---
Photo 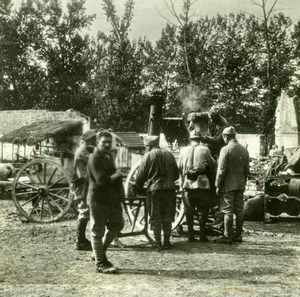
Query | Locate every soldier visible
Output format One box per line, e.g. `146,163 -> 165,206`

178,130 -> 216,242
215,126 -> 250,244
87,130 -> 124,274
200,106 -> 228,159
73,130 -> 96,251
136,135 -> 179,250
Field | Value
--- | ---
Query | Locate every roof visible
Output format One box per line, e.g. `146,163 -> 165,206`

115,132 -> 144,149
0,109 -> 89,136
0,120 -> 83,145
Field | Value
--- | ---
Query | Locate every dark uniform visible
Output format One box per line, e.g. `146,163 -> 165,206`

207,115 -> 228,157
87,149 -> 124,267
136,146 -> 179,249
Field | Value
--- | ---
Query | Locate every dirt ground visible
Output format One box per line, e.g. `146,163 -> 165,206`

0,198 -> 300,297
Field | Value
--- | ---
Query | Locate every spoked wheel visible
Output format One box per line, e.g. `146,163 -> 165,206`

124,161 -> 185,233
12,159 -> 73,223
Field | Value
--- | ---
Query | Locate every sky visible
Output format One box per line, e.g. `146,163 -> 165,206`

11,0 -> 300,42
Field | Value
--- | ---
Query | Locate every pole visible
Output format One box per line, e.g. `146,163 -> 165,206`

148,91 -> 164,136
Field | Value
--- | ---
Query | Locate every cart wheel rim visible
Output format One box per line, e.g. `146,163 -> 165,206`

124,161 -> 185,232
12,158 -> 73,223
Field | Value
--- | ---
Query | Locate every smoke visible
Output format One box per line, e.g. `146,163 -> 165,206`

177,84 -> 209,115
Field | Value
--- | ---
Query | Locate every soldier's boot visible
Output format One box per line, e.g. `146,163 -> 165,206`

233,212 -> 244,242
214,213 -> 233,244
162,222 -> 172,250
76,218 -> 92,251
92,236 -> 118,274
103,230 -> 119,253
152,225 -> 163,251
199,213 -> 208,242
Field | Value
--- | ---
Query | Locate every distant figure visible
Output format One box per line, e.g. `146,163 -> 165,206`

273,145 -> 283,156
269,145 -> 276,158
215,126 -> 250,244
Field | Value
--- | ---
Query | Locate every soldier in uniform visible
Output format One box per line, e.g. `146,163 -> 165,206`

136,135 -> 179,250
87,130 -> 124,274
178,130 -> 216,242
73,130 -> 96,251
200,106 -> 228,159
215,126 -> 250,244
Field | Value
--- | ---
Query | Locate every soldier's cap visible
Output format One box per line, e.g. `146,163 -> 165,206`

209,106 -> 220,115
189,129 -> 201,139
81,129 -> 97,141
143,135 -> 159,146
222,126 -> 236,135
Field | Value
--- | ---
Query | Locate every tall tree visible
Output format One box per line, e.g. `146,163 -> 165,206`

90,0 -> 149,131
0,0 -> 46,109
37,0 -> 95,111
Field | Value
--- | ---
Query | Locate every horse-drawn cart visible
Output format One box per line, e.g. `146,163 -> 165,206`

0,120 -> 83,223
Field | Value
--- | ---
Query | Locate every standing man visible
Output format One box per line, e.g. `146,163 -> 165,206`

73,130 -> 96,251
178,130 -> 216,242
201,106 -> 228,159
136,135 -> 179,250
215,127 -> 249,244
87,130 -> 124,274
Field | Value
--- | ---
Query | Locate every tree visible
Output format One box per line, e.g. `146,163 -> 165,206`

0,0 -> 95,111
90,0 -> 149,131
242,1 -> 294,139
159,0 -> 198,85
37,0 -> 95,111
0,0 -> 46,109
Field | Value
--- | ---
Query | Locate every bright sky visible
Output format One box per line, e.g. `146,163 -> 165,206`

11,0 -> 300,41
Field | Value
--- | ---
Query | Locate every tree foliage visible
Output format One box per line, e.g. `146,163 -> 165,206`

0,0 -> 299,136
88,0 -> 149,131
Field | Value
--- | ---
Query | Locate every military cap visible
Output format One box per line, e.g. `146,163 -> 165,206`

143,135 -> 159,146
189,129 -> 201,139
81,129 -> 97,141
222,126 -> 236,135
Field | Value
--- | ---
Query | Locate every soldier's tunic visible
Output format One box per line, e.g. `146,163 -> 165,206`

136,148 -> 179,227
215,139 -> 249,214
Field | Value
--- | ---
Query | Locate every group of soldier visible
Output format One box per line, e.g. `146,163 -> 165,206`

72,107 -> 250,274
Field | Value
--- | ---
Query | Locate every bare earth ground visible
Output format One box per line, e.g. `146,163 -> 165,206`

0,198 -> 299,297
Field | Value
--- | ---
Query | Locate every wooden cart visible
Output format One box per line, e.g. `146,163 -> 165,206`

0,120 -> 83,223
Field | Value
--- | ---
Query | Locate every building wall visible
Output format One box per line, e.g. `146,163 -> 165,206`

236,134 -> 266,159
275,92 -> 300,148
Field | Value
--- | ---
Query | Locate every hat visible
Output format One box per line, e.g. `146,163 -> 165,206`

143,135 -> 159,146
189,129 -> 201,139
81,129 -> 97,142
209,106 -> 220,115
222,126 -> 236,135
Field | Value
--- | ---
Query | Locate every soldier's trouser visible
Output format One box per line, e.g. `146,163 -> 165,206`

77,200 -> 90,220
76,200 -> 90,244
146,190 -> 176,243
220,190 -> 244,237
183,189 -> 210,237
89,201 -> 124,266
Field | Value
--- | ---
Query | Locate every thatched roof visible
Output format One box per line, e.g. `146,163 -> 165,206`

0,120 -> 83,145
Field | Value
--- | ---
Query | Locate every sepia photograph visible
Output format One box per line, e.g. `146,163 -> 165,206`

0,0 -> 300,296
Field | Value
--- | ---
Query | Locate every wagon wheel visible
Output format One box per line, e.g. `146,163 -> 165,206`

124,161 -> 185,233
12,158 -> 73,223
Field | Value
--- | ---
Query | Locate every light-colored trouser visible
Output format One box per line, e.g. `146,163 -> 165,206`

77,200 -> 89,220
